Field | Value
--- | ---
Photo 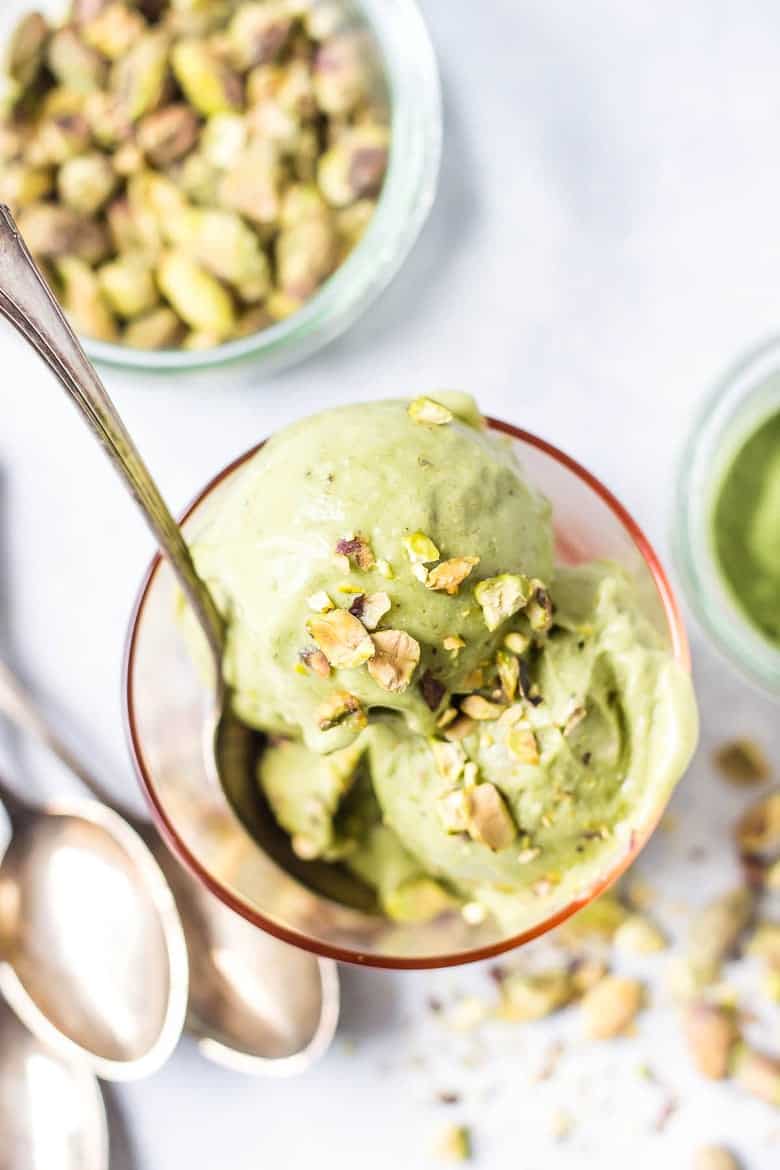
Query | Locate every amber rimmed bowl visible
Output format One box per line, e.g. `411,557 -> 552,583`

124,419 -> 691,969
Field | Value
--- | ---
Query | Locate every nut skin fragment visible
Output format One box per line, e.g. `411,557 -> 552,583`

367,629 -> 420,693
682,1001 -> 738,1079
474,574 -> 530,632
580,976 -> 644,1040
425,557 -> 480,596
735,790 -> 780,858
335,535 -> 375,571
299,649 -> 330,678
171,39 -> 243,117
407,396 -> 453,426
715,739 -> 770,786
466,783 -> 517,851
315,690 -> 365,733
420,671 -> 446,711
156,250 -> 236,339
306,609 -> 375,670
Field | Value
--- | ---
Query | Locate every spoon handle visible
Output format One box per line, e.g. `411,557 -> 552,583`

0,205 -> 224,667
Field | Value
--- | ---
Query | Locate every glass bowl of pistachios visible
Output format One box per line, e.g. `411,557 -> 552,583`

0,0 -> 441,374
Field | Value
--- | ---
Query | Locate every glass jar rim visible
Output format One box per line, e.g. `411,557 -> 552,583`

674,334 -> 780,695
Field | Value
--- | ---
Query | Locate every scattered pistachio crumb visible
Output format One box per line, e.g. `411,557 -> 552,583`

714,739 -> 770,786
403,531 -> 440,564
436,1124 -> 472,1163
409,396 -> 453,426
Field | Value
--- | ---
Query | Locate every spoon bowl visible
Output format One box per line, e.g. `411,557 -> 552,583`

0,995 -> 108,1170
0,790 -> 188,1081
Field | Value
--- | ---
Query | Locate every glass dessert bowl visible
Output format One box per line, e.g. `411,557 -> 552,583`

125,417 -> 692,969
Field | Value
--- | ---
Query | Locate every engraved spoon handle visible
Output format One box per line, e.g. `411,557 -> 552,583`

0,205 -> 224,667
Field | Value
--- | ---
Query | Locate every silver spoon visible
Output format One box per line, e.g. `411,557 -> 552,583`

0,995 -> 108,1170
0,205 -> 373,912
0,659 -> 340,1075
0,765 -> 188,1081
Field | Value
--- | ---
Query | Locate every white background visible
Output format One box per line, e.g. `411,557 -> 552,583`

1,1 -> 780,1166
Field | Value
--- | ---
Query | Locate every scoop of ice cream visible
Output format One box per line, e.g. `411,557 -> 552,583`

190,394 -> 553,752
258,563 -> 698,928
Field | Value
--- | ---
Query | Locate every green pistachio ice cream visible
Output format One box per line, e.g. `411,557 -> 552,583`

190,395 -> 698,930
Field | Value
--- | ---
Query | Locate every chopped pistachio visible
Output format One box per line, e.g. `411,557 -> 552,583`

474,574 -> 530,632
110,28 -> 169,121
349,591 -> 390,631
335,534 -> 375,571
407,396 -> 453,426
276,216 -> 337,298
714,739 -> 770,786
506,724 -> 539,764
426,556 -> 480,596
496,649 -> 519,702
56,255 -> 118,342
443,715 -> 476,742
682,1001 -> 738,1079
732,1044 -> 780,1106
460,666 -> 484,690
412,563 -> 429,584
613,914 -> 667,955
431,739 -> 466,785
443,635 -> 465,655
466,783 -> 517,851
581,976 -> 644,1040
560,893 -> 628,942
98,252 -> 158,317
504,630 -> 531,654
437,706 -> 458,729
171,38 -> 242,117
403,531 -> 440,564
693,1147 -> 741,1170
307,591 -> 334,613
156,250 -> 236,339
385,877 -> 454,924
438,787 -> 470,833
526,579 -> 553,632
688,887 -> 754,985
498,970 -> 573,1022
306,608 -> 374,670
299,648 -> 330,678
367,629 -> 420,693
460,695 -> 505,722
436,1124 -> 472,1164
735,790 -> 780,857
121,305 -> 184,349
58,152 -> 117,214
315,690 -> 365,733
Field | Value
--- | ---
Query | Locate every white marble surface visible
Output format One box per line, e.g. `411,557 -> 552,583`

1,0 -> 780,1166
